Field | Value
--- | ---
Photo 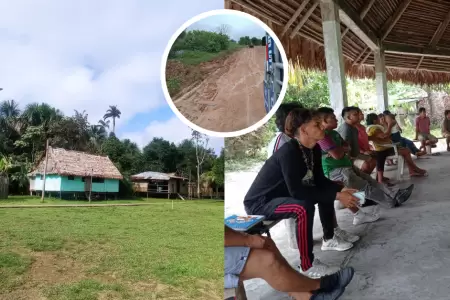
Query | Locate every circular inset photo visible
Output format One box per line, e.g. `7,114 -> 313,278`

161,9 -> 288,137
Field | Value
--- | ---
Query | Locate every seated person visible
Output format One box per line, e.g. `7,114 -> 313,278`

355,108 -> 391,183
415,107 -> 438,152
383,110 -> 425,157
244,108 -> 359,278
268,102 -> 303,157
378,114 -> 395,166
268,103 -> 363,244
441,110 -> 450,152
366,113 -> 428,179
337,107 -> 376,175
316,107 -> 414,209
225,226 -> 355,300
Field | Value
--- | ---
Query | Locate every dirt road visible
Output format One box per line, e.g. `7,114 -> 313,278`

172,46 -> 266,132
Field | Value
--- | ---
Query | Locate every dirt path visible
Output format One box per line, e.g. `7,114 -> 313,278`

173,47 -> 266,132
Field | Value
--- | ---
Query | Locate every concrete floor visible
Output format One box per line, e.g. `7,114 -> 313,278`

225,143 -> 450,300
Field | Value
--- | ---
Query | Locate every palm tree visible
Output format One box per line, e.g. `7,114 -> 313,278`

89,125 -> 107,145
103,105 -> 121,134
22,103 -> 63,126
98,119 -> 110,131
0,99 -> 23,137
0,99 -> 20,118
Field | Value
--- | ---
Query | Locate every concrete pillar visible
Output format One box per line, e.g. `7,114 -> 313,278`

320,0 -> 348,120
374,49 -> 388,112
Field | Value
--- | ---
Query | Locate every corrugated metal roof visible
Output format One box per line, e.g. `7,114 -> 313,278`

131,171 -> 186,180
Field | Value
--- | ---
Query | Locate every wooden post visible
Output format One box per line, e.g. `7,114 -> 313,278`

41,139 -> 49,203
88,168 -> 93,203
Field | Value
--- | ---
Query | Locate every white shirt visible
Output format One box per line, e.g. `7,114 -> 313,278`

391,123 -> 400,134
267,132 -> 291,158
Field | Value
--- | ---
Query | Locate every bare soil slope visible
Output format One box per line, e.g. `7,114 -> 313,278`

173,46 -> 266,132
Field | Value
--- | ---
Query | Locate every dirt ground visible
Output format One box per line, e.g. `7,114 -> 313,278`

172,46 -> 266,132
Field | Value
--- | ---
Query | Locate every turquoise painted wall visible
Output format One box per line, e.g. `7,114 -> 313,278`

34,174 -> 61,191
92,179 -> 119,193
60,176 -> 119,193
60,176 -> 84,192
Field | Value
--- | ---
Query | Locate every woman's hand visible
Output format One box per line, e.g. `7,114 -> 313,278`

336,191 -> 359,208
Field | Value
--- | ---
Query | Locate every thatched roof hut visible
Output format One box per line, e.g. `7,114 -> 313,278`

227,0 -> 450,85
28,147 -> 123,180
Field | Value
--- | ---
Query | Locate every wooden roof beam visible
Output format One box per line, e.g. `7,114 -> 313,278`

430,10 -> 450,48
384,42 -> 450,58
380,0 -> 412,40
332,0 -> 379,50
341,0 -> 376,38
280,0 -> 311,37
290,2 -> 319,39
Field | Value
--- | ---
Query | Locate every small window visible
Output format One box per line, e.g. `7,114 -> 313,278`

82,178 -> 85,182
68,176 -> 75,180
92,177 -> 105,183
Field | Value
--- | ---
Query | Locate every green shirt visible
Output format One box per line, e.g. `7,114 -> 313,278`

317,130 -> 353,176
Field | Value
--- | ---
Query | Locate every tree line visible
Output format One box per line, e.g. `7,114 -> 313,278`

237,35 -> 266,46
169,24 -> 267,59
0,100 -> 224,197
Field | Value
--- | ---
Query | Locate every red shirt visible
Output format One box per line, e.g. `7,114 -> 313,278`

415,116 -> 430,134
355,124 -> 370,152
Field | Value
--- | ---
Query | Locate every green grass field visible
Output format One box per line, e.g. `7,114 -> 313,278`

0,196 -> 224,300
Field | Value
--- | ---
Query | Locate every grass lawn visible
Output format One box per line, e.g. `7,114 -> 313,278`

0,196 -> 224,300
0,196 -> 179,206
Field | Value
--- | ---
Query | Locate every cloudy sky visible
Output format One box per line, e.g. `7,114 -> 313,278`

0,0 -> 224,154
187,14 -> 266,41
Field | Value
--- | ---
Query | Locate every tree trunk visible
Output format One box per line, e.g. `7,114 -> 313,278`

0,173 -> 8,199
113,118 -> 116,133
196,165 -> 200,199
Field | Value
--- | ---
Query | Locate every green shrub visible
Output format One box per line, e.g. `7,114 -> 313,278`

179,30 -> 230,53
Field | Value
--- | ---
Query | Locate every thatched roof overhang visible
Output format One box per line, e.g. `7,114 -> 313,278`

226,0 -> 450,85
28,147 -> 123,180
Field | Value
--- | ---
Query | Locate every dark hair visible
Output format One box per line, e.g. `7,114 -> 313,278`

285,108 -> 315,137
378,113 -> 384,118
366,113 -> 379,126
383,110 -> 391,115
316,107 -> 334,119
419,107 -> 426,113
341,106 -> 359,119
275,103 -> 303,132
445,110 -> 450,116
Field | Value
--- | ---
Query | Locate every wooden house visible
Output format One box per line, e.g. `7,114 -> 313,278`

28,147 -> 123,199
131,171 -> 187,198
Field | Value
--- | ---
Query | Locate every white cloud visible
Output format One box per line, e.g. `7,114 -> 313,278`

122,117 -> 224,155
0,0 -> 223,129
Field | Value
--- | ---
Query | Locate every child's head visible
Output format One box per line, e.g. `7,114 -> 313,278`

275,103 -> 303,132
419,107 -> 426,117
366,113 -> 380,126
383,110 -> 395,122
341,106 -> 360,125
445,110 -> 450,119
